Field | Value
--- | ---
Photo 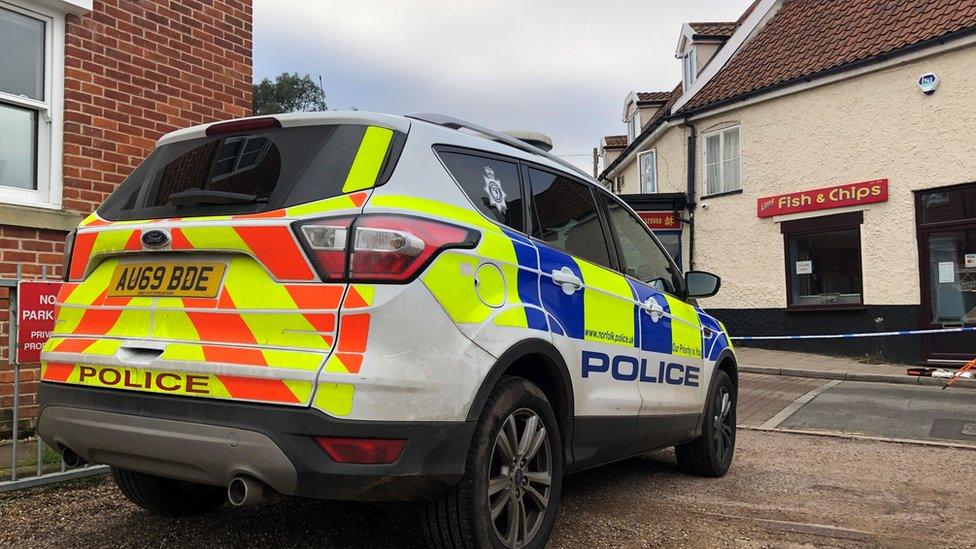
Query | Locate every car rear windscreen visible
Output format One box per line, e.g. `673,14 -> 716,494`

98,124 -> 404,221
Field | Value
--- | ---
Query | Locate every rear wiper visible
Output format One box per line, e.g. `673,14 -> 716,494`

167,188 -> 259,206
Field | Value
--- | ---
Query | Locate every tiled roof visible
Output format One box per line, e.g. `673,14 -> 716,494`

603,135 -> 628,148
600,83 -> 683,179
636,91 -> 672,104
688,21 -> 737,38
685,0 -> 976,111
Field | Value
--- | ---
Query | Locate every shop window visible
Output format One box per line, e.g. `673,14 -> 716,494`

703,126 -> 740,196
0,3 -> 62,209
638,150 -> 657,193
781,212 -> 863,309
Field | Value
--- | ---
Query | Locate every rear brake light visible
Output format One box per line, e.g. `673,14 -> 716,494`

294,214 -> 479,283
298,216 -> 355,282
205,117 -> 281,136
313,436 -> 406,464
62,230 -> 75,282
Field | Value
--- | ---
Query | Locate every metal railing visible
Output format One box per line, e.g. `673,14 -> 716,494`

1,265 -> 108,493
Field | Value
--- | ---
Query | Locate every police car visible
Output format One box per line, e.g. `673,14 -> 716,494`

38,112 -> 737,548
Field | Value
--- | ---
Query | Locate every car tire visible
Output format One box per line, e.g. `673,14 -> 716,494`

675,369 -> 736,477
112,467 -> 227,517
422,376 -> 563,549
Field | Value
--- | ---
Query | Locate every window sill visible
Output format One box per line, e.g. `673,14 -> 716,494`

700,189 -> 743,200
786,304 -> 866,313
0,203 -> 84,232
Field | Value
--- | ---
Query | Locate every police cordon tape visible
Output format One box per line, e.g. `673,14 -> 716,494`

731,326 -> 976,341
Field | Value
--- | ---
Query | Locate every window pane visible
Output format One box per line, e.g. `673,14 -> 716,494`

100,125 -> 396,220
0,7 -> 44,100
529,168 -> 611,268
706,134 -> 721,194
919,187 -> 976,224
605,199 -> 677,293
788,228 -> 862,306
0,102 -> 37,190
640,152 -> 656,193
722,127 -> 739,161
723,157 -> 740,191
438,152 -> 524,232
927,229 -> 976,323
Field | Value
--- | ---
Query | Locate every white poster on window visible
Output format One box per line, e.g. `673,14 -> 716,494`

938,262 -> 955,283
966,253 -> 976,268
795,260 -> 813,275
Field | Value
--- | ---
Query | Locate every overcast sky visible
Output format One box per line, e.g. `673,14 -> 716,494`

253,0 -> 754,172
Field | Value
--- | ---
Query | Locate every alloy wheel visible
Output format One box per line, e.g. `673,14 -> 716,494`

487,408 -> 552,548
712,386 -> 734,464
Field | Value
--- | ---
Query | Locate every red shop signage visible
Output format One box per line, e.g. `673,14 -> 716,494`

756,179 -> 888,218
16,280 -> 63,364
638,211 -> 681,230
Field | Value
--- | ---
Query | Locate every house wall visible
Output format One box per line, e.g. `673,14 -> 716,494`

0,0 -> 253,438
690,42 -> 976,361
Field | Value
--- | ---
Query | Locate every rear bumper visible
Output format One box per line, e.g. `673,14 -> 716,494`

38,382 -> 475,502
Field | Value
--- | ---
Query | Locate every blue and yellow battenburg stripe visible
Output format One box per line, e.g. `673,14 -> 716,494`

410,195 -> 710,357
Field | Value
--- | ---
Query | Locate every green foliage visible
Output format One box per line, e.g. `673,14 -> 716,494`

252,72 -> 327,115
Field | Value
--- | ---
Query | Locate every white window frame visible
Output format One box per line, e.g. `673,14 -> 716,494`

626,111 -> 640,143
0,0 -> 64,210
702,125 -> 741,196
638,149 -> 657,193
682,46 -> 698,90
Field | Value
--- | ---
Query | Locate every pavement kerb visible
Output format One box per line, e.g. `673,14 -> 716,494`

740,425 -> 976,451
739,365 -> 976,390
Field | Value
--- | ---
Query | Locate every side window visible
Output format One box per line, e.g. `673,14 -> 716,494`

604,197 -> 679,294
527,168 -> 612,269
437,151 -> 524,232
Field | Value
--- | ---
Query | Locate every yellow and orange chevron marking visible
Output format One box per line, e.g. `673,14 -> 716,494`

313,284 -> 374,417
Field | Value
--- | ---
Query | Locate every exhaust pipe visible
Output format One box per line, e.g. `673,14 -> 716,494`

227,476 -> 268,507
61,446 -> 85,467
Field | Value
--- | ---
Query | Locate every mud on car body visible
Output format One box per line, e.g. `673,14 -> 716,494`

38,111 -> 738,548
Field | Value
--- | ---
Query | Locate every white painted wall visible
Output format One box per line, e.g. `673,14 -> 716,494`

691,42 -> 976,309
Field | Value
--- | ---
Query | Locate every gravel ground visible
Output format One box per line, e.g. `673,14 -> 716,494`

2,429 -> 975,548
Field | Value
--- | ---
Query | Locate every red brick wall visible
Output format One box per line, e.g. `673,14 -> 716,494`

0,0 -> 253,437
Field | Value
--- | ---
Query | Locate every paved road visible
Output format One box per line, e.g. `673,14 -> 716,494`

2,429 -> 974,547
739,373 -> 976,445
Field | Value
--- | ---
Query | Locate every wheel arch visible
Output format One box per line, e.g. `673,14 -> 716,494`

713,348 -> 738,390
466,338 -> 575,424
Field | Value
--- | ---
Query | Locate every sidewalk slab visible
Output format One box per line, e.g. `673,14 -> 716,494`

736,348 -> 976,390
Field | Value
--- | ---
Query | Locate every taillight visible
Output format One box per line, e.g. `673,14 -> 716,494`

294,214 -> 479,283
61,230 -> 75,282
313,436 -> 406,464
298,216 -> 355,282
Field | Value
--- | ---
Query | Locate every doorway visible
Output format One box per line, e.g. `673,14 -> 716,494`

915,183 -> 976,364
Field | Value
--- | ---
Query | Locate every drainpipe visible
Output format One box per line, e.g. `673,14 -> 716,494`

682,118 -> 697,271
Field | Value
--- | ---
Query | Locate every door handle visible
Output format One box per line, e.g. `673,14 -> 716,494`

640,298 -> 665,322
551,267 -> 583,295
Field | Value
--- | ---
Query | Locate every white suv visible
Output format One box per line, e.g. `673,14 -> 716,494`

39,112 -> 737,548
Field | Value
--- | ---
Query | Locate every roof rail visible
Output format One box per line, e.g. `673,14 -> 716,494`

406,112 -> 595,182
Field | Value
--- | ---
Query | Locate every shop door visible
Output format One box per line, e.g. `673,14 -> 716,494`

916,185 -> 976,364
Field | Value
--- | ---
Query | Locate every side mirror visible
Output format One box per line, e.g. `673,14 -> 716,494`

685,271 -> 721,299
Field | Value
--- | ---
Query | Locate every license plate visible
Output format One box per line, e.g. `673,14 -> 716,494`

108,262 -> 226,298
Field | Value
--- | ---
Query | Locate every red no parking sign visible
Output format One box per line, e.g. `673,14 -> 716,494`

16,280 -> 63,364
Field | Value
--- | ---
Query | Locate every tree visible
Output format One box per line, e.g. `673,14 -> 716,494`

252,73 -> 327,115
